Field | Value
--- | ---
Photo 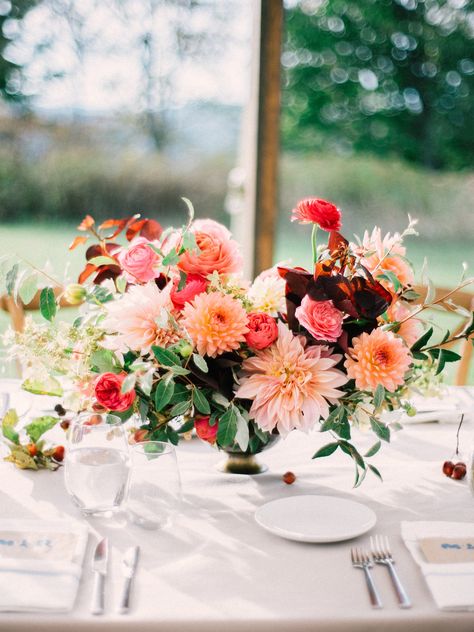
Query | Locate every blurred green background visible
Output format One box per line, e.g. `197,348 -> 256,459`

0,0 -> 473,382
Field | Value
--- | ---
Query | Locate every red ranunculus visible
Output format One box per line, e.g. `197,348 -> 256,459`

194,416 -> 218,444
291,198 -> 342,232
94,372 -> 135,412
170,274 -> 208,310
245,313 -> 279,350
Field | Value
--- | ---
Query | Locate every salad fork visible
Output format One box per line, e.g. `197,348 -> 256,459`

370,535 -> 411,609
351,547 -> 383,609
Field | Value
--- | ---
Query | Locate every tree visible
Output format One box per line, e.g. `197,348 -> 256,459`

282,0 -> 474,169
0,0 -> 37,102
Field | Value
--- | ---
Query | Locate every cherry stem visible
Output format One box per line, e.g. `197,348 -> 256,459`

455,413 -> 465,457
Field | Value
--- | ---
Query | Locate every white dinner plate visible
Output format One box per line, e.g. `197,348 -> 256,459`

255,495 -> 377,543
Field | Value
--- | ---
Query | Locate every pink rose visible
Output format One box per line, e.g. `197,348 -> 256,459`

94,372 -> 136,412
170,274 -> 208,310
177,219 -> 242,276
118,237 -> 160,283
295,296 -> 343,342
194,416 -> 218,444
245,313 -> 278,350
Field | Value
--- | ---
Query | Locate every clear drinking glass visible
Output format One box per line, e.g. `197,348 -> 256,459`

64,412 -> 131,516
128,441 -> 182,530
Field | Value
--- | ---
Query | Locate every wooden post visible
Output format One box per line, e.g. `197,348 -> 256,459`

230,0 -> 283,279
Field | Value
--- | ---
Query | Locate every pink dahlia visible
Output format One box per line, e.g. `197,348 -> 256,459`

181,291 -> 248,357
345,328 -> 412,392
235,322 -> 347,436
291,198 -> 342,231
102,282 -> 181,355
295,296 -> 343,342
385,301 -> 423,347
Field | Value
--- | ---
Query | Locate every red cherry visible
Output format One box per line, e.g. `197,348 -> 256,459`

442,461 -> 455,477
52,446 -> 65,462
283,471 -> 296,485
452,462 -> 467,480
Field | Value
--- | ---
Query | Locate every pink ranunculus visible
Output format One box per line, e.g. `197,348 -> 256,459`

94,372 -> 136,412
295,296 -> 343,342
194,416 -> 218,444
178,219 -> 242,276
170,274 -> 208,310
245,313 -> 278,350
118,237 -> 161,283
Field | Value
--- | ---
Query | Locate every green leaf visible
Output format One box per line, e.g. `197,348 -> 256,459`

370,417 -> 391,442
121,373 -> 136,394
116,275 -> 127,293
181,230 -> 200,254
170,399 -> 192,417
339,440 -> 366,469
234,407 -> 250,452
162,250 -> 180,266
39,287 -> 57,321
312,442 -> 339,459
5,264 -> 19,296
412,351 -> 428,361
152,346 -> 182,367
410,327 -> 433,352
18,273 -> 38,305
22,376 -> 63,397
177,419 -> 195,434
166,425 -> 180,446
192,353 -> 208,373
25,416 -> 58,443
429,348 -> 462,362
193,388 -> 210,415
368,464 -> 383,481
212,392 -> 230,408
377,270 -> 401,292
177,270 -> 187,291
169,365 -> 190,376
217,406 -> 238,448
320,406 -> 341,431
2,409 -> 19,444
88,255 -> 118,266
364,440 -> 382,458
154,377 -> 175,412
353,464 -> 367,488
373,385 -> 385,411
181,196 -> 195,223
91,349 -> 121,374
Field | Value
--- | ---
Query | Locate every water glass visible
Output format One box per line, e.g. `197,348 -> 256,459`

64,412 -> 131,516
128,441 -> 181,530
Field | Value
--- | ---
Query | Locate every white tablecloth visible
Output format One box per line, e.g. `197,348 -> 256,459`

1,385 -> 474,631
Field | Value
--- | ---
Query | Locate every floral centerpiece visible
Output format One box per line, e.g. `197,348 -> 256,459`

3,198 -> 473,482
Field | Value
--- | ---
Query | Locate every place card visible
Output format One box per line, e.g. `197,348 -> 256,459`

0,530 -> 80,562
419,537 -> 474,564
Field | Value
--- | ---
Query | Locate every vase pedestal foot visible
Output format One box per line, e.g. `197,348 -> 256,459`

217,453 -> 268,475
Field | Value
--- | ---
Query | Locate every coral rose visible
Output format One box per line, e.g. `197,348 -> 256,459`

194,416 -> 218,444
245,313 -> 278,350
118,237 -> 160,283
170,274 -> 208,310
345,328 -> 412,392
291,198 -> 342,231
94,372 -> 136,412
177,219 -> 242,276
295,296 -> 343,342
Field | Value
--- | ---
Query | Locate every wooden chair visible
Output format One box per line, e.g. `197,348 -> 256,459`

0,287 -> 72,333
414,285 -> 474,386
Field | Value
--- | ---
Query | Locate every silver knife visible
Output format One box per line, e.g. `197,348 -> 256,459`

118,545 -> 140,614
91,537 -> 108,615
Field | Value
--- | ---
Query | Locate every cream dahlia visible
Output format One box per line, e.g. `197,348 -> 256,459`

102,282 -> 181,355
345,328 -> 412,392
248,268 -> 286,316
181,291 -> 249,357
235,322 -> 347,436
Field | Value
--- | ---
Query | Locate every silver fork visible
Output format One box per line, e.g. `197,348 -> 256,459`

370,535 -> 411,609
351,547 -> 383,609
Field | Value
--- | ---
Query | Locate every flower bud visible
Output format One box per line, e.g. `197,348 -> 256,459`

64,283 -> 87,305
176,340 -> 193,358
